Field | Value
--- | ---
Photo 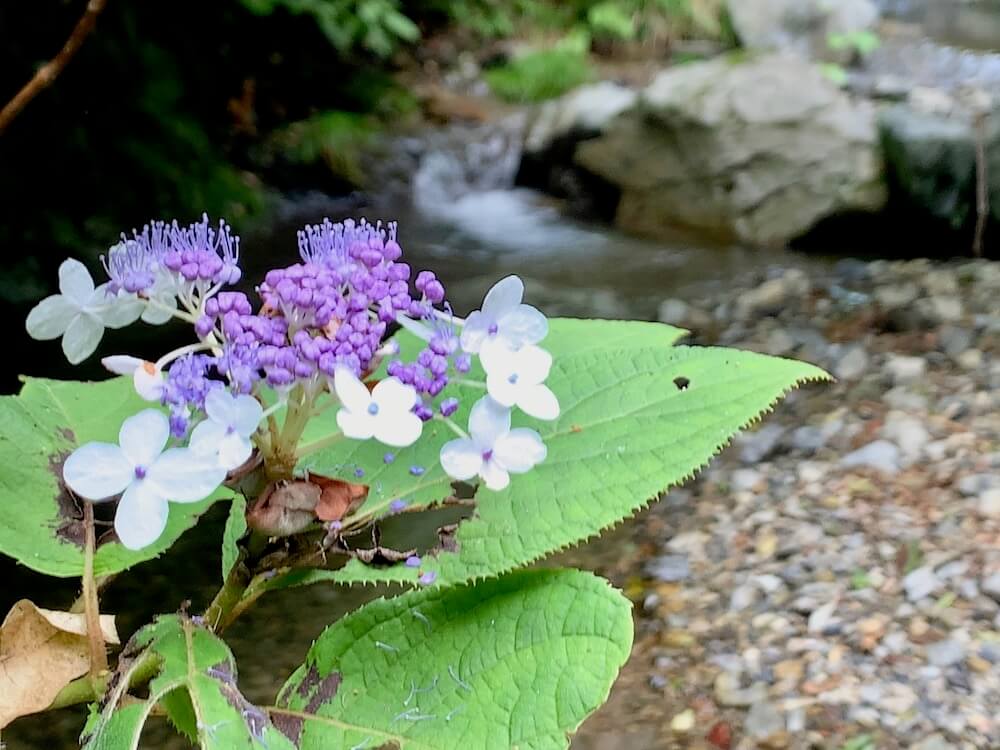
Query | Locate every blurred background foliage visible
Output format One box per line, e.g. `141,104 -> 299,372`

0,0 -> 731,299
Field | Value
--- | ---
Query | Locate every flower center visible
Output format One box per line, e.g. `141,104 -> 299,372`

367,402 -> 380,415
507,372 -> 519,384
481,449 -> 493,462
134,465 -> 147,480
225,425 -> 236,435
488,323 -> 499,335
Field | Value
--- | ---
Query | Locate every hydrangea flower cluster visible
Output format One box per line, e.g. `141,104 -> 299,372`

26,215 -> 559,551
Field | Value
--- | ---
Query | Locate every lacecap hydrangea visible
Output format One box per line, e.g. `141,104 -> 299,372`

26,215 -> 558,553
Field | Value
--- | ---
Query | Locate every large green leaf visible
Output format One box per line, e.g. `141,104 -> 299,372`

81,615 -> 294,750
272,568 -> 632,749
292,318 -> 826,588
0,377 -> 227,578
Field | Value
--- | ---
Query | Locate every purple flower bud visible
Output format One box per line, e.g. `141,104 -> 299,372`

409,465 -> 425,477
418,571 -> 437,585
405,555 -> 421,568
383,452 -> 396,464
440,398 -> 459,417
455,354 -> 472,373
424,280 -> 445,304
389,499 -> 407,513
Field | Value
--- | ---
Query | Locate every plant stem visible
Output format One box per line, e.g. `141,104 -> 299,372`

48,649 -> 160,710
295,430 -> 346,460
203,563 -> 252,633
82,502 -> 108,681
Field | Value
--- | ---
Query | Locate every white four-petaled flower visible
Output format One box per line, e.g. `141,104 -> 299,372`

189,388 -> 263,471
62,410 -> 226,550
459,275 -> 547,357
334,368 -> 422,447
480,343 -> 560,420
26,259 -> 144,364
440,397 -> 547,491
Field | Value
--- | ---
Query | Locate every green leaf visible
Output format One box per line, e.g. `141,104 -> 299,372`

81,615 -> 294,750
272,568 -> 632,749
296,318 -> 826,589
222,496 -> 248,584
0,377 -> 228,578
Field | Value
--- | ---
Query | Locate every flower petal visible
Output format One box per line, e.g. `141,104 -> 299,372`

439,438 -> 482,481
337,408 -> 375,440
62,312 -> 104,364
232,394 -> 264,437
333,367 -> 372,413
217,432 -> 252,471
25,295 -> 77,340
95,288 -> 144,329
119,410 -> 170,469
480,459 -> 510,491
133,364 -> 165,401
494,428 -> 548,473
485,372 -> 518,408
372,377 -> 417,414
204,388 -> 237,427
140,302 -> 174,325
468,396 -> 510,449
516,384 -> 560,420
147,448 -> 225,503
515,345 -> 553,384
188,419 -> 226,456
63,443 -> 133,500
481,275 -> 523,318
498,304 -> 548,349
114,481 -> 170,550
58,259 -> 95,305
458,310 -> 490,354
478,338 -> 514,376
102,355 -> 143,375
373,410 -> 422,447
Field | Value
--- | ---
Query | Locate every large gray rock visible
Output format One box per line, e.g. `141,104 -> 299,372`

726,0 -> 879,62
574,55 -> 886,247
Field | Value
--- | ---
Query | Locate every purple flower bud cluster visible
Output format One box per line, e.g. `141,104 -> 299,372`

161,354 -> 220,436
101,214 -> 240,297
163,214 -> 241,286
386,308 -> 465,411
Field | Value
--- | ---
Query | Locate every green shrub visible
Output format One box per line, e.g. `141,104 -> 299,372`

485,48 -> 593,102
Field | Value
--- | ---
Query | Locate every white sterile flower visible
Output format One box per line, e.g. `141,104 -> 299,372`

480,343 -> 560,420
440,396 -> 547,491
189,388 -> 263,471
26,259 -> 143,364
334,368 -> 422,447
102,355 -> 165,401
62,409 -> 226,550
460,275 -> 547,356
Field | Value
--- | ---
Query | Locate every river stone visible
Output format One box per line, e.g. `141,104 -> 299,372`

841,440 -> 901,474
725,0 -> 879,63
574,55 -> 886,247
524,81 -> 638,154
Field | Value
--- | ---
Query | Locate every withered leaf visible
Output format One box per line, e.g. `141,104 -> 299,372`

308,473 -> 368,523
0,600 -> 119,728
247,480 -> 321,537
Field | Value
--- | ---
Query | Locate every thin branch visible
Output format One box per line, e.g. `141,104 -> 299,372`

973,109 -> 989,258
0,0 -> 108,135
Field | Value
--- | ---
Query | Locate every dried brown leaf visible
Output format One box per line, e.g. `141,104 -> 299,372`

0,600 -> 118,727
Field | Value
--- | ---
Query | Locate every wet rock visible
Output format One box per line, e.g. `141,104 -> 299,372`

670,709 -> 695,733
657,298 -> 689,327
575,55 -> 885,246
904,566 -> 941,602
982,572 -> 1000,602
645,554 -> 691,582
957,473 -> 1000,496
730,584 -> 761,612
841,440 -> 901,474
912,733 -> 956,750
881,413 -> 931,462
